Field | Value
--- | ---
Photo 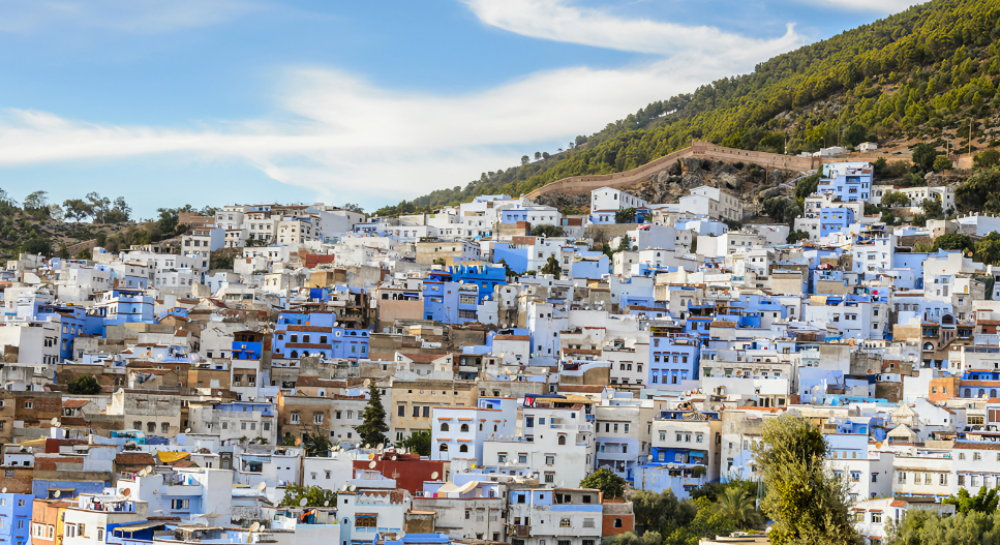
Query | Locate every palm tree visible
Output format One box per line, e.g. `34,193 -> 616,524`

715,487 -> 762,530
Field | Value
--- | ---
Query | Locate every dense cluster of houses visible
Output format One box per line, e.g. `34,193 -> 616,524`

0,161 -> 998,545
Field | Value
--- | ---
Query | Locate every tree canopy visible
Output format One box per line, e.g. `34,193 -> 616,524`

578,468 -> 626,499
752,414 -> 862,545
67,375 -> 102,395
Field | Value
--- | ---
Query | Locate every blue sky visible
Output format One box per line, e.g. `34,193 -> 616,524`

0,0 -> 921,217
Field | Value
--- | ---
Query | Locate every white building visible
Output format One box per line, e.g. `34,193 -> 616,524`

431,397 -> 518,465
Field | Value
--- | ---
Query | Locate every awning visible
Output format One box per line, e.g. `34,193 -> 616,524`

114,522 -> 167,533
157,451 -> 191,464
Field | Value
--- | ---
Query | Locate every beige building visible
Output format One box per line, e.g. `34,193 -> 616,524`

107,390 -> 183,437
388,380 -> 477,442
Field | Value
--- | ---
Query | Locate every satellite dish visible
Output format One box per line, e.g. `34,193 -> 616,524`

250,522 -> 260,533
256,482 -> 267,491
185,428 -> 191,433
365,443 -> 371,449
376,443 -> 384,450
647,455 -> 653,462
146,466 -> 153,473
875,441 -> 883,449
368,453 -> 375,460
53,490 -> 61,498
50,417 -> 59,426
399,532 -> 406,540
364,379 -> 371,388
138,469 -> 147,477
369,461 -> 377,469
298,498 -> 308,507
431,471 -> 439,480
324,500 -> 329,507
348,485 -> 356,492
557,480 -> 564,487
1,488 -> 7,494
294,438 -> 302,446
340,485 -> 348,492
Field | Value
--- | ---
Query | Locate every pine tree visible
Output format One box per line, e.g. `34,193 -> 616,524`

355,382 -> 389,447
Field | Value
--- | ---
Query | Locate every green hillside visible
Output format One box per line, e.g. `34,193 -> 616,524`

376,0 -> 1000,216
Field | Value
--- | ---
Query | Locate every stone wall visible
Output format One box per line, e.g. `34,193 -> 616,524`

523,140 -> 822,201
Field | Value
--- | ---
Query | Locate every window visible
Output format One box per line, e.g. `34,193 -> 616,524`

871,512 -> 881,523
97,527 -> 104,542
441,423 -> 450,432
290,413 -> 300,424
460,423 -> 469,432
560,519 -> 571,528
172,499 -> 189,509
498,454 -> 507,463
398,405 -> 405,417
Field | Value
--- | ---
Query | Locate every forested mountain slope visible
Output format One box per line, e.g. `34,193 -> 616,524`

376,0 -> 1000,216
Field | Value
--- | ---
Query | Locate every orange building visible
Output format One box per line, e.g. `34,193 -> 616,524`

30,499 -> 72,545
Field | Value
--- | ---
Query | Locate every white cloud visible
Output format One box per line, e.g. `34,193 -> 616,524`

465,0 -> 802,62
0,0 -> 808,209
0,0 -> 261,34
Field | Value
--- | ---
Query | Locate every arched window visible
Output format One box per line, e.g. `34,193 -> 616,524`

440,423 -> 450,432
459,444 -> 469,453
965,389 -> 972,398
614,519 -> 622,528
439,443 -> 449,452
980,389 -> 987,398
460,424 -> 469,432
558,435 -> 566,446
302,351 -> 310,358
992,390 -> 998,399
290,350 -> 299,358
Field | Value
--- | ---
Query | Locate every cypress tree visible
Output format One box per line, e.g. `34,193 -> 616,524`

355,382 -> 389,447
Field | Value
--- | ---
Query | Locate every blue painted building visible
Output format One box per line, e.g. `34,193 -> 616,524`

648,335 -> 701,388
423,278 -> 480,324
232,331 -> 266,360
492,243 -> 529,274
94,288 -> 155,326
272,311 -> 370,361
817,163 -> 872,203
0,493 -> 31,545
818,207 -> 855,238
442,265 -> 507,304
32,479 -> 108,499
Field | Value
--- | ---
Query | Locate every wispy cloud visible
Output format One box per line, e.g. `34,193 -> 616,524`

465,0 -> 802,61
0,0 -> 807,209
